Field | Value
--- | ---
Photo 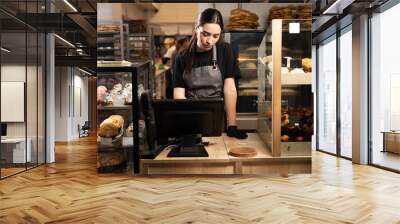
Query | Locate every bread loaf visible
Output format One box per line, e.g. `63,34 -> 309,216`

302,58 -> 312,73
227,8 -> 259,29
98,115 -> 124,138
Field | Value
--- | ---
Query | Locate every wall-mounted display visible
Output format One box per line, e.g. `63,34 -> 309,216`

1,82 -> 25,122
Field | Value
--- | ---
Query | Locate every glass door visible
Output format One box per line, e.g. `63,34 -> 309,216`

370,3 -> 400,171
339,26 -> 352,159
317,35 -> 337,155
1,31 -> 28,178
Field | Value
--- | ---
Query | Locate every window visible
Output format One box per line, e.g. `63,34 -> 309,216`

317,35 -> 337,154
339,27 -> 352,158
370,3 -> 400,171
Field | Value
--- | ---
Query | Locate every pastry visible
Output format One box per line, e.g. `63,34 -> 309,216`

97,24 -> 120,32
126,122 -> 133,137
227,8 -> 259,29
98,115 -> 124,138
123,83 -> 133,105
97,86 -> 107,105
267,5 -> 312,30
302,58 -> 312,72
281,135 -> 290,142
103,93 -> 113,106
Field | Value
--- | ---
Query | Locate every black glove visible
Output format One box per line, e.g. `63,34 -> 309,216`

227,126 -> 248,139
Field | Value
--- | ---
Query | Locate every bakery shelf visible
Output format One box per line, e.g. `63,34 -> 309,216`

98,31 -> 120,34
97,105 -> 133,110
281,72 -> 312,85
97,48 -> 118,52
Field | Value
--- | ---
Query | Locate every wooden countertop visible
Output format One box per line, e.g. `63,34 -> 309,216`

152,133 -> 276,162
141,133 -> 311,175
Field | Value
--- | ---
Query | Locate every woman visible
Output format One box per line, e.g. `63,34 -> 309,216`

173,8 -> 247,139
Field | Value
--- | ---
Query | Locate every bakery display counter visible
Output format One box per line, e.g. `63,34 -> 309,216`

97,62 -> 151,174
140,133 -> 311,175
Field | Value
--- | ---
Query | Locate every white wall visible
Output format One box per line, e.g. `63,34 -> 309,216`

97,3 -> 121,25
55,67 -> 89,141
97,3 -> 149,25
72,73 -> 89,138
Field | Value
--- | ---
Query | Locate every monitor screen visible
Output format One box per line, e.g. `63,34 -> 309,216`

152,99 -> 224,157
152,99 -> 224,139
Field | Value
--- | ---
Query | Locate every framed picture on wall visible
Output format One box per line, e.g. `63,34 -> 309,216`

1,81 -> 25,122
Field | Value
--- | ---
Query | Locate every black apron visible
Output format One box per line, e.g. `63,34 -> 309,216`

183,46 -> 223,99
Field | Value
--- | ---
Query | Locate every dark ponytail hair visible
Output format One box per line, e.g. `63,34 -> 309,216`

182,8 -> 224,72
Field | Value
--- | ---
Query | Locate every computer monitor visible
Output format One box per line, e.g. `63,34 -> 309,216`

1,123 -> 7,138
152,99 -> 224,157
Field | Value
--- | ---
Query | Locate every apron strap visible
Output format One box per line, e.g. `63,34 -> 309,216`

212,45 -> 217,69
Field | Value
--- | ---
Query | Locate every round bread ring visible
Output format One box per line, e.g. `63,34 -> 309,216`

229,147 -> 258,157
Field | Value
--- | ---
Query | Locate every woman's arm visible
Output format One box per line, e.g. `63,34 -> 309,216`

174,87 -> 186,99
223,77 -> 237,126
224,77 -> 248,139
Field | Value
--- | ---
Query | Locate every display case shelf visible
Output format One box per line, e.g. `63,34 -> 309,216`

98,31 -> 120,34
97,105 -> 132,110
281,73 -> 312,85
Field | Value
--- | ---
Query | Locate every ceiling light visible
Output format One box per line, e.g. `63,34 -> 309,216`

63,0 -> 78,12
1,47 -> 11,53
78,67 -> 93,76
54,34 -> 75,48
289,23 -> 300,34
322,0 -> 355,15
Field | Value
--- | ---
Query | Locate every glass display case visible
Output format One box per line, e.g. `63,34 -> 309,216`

97,61 -> 150,174
280,19 -> 312,156
257,19 -> 312,157
224,30 -> 265,130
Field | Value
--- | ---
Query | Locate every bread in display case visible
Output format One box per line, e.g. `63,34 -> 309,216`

280,19 -> 313,156
97,61 -> 151,174
257,19 -> 313,157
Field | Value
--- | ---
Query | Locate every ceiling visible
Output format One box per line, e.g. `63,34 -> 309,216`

1,0 -> 97,71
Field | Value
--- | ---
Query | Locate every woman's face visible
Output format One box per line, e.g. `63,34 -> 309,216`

196,23 -> 221,51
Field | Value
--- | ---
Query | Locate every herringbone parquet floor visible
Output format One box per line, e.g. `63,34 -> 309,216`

1,136 -> 400,224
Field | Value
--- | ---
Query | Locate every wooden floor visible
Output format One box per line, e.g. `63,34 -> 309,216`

1,167 -> 26,178
1,136 -> 400,223
372,150 -> 400,171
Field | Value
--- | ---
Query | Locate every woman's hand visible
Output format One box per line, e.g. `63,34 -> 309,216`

227,126 -> 248,139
